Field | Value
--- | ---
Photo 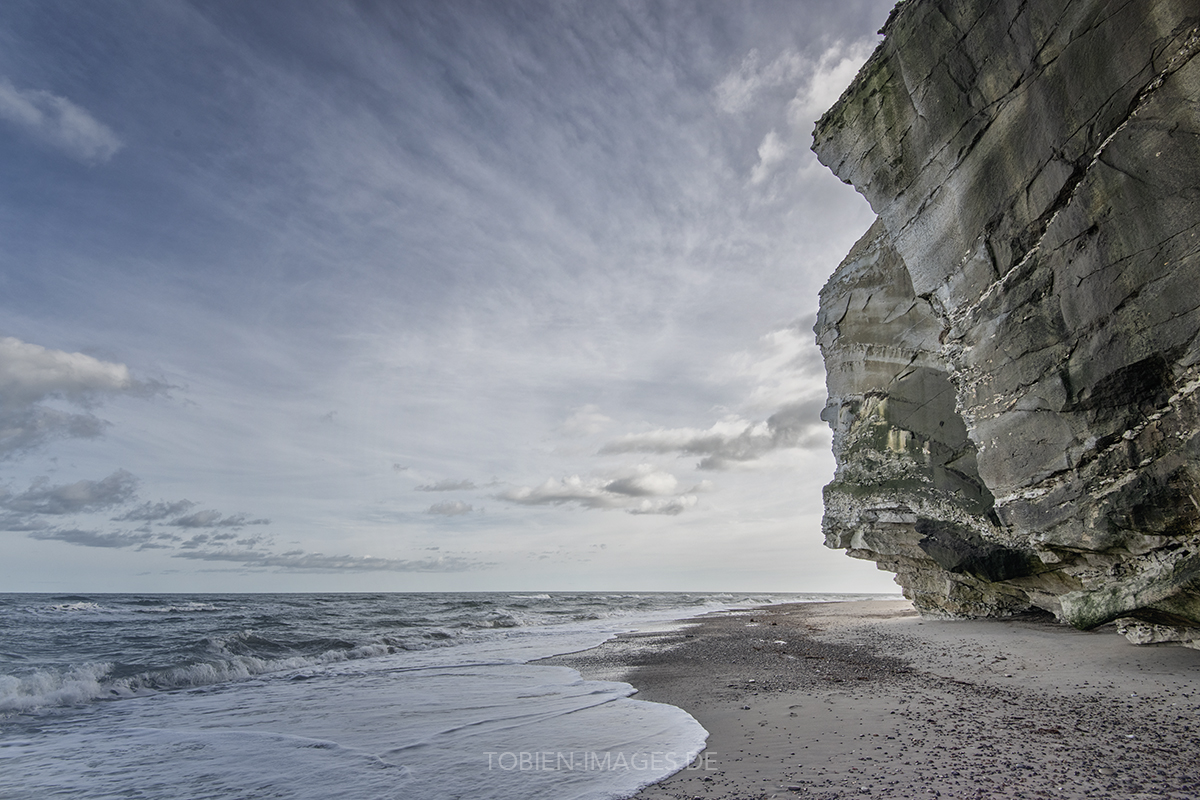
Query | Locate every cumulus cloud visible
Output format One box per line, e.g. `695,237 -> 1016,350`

498,465 -> 696,514
415,479 -> 476,492
427,500 -> 473,516
1,470 -> 138,515
0,336 -> 133,406
0,336 -> 147,457
0,77 -> 123,163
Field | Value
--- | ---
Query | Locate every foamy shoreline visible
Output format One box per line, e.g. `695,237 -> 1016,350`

542,599 -> 1200,799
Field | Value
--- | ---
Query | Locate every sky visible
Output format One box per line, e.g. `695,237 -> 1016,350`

0,0 -> 898,593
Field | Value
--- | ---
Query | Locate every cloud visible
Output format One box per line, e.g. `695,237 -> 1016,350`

427,500 -> 473,516
115,499 -> 197,521
0,462 -> 462,575
0,337 -> 134,406
627,495 -> 697,516
597,321 -> 831,470
602,471 -> 678,497
750,130 -> 787,185
599,402 -> 826,470
558,405 -> 613,438
716,39 -> 878,185
416,479 -> 476,492
0,77 -> 123,163
1,470 -> 139,515
0,467 -> 277,557
171,548 -> 482,572
714,49 -> 806,114
0,337 -> 147,457
0,407 -> 110,457
168,510 -> 271,528
499,476 -> 626,510
179,529 -> 270,549
29,527 -> 157,549
498,465 -> 694,514
787,40 -> 878,126
732,321 -> 828,410
0,512 -> 50,532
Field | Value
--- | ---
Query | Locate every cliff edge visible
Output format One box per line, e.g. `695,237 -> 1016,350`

812,0 -> 1200,646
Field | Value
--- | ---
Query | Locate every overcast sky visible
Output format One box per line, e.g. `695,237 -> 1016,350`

0,0 -> 897,593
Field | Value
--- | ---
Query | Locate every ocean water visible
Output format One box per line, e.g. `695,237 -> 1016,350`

0,592 -> 879,799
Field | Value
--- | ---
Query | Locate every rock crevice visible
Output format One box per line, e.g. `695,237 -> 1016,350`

812,0 -> 1200,645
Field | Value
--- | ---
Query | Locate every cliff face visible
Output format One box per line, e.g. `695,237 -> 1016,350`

812,0 -> 1200,646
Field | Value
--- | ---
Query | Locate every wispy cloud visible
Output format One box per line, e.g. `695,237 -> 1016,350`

29,527 -> 157,549
750,130 -> 788,185
599,409 -> 820,470
627,495 -> 697,516
0,512 -> 49,532
0,468 -> 275,559
172,549 -> 482,572
0,0 -> 898,592
0,77 -> 122,163
714,49 -> 806,114
167,510 -> 271,528
0,461 -> 483,573
558,405 -> 612,438
717,39 -> 878,186
416,479 -> 476,492
787,40 -> 879,126
554,322 -> 832,477
115,500 -> 197,522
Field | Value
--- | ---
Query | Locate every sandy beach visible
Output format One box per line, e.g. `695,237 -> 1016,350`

542,600 -> 1200,799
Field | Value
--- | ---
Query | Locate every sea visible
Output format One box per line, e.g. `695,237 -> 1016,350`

0,591 -> 883,799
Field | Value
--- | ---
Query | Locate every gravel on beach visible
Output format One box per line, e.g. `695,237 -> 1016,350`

541,600 -> 1200,800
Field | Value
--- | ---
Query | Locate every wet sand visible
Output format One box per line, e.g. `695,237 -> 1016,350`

541,600 -> 1200,799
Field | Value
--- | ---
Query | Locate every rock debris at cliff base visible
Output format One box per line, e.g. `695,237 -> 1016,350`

812,0 -> 1200,643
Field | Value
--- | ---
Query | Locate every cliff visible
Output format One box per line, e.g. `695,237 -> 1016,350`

812,0 -> 1200,646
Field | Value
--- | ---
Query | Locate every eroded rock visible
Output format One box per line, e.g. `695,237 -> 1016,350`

812,0 -> 1200,645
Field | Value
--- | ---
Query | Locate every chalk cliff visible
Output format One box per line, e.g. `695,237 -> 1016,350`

812,0 -> 1200,646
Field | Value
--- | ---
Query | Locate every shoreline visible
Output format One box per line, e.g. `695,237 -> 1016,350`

541,600 -> 1200,799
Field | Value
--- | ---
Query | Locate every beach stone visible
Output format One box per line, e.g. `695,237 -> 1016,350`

812,0 -> 1200,638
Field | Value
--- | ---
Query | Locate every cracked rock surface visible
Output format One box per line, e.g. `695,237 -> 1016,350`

812,0 -> 1200,642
